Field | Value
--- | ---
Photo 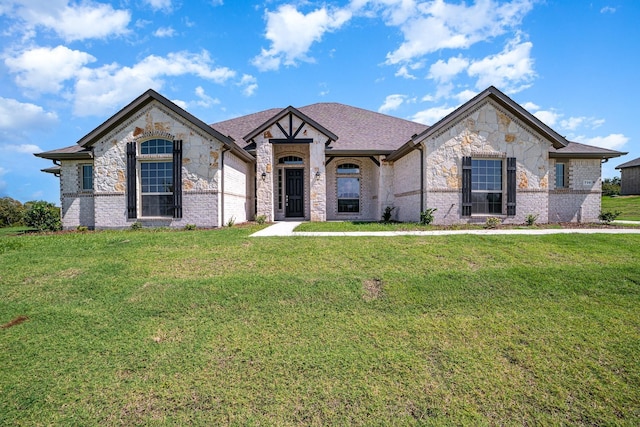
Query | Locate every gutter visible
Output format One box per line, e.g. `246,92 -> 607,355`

417,144 -> 424,213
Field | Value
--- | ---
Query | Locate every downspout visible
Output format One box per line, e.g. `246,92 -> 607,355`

417,144 -> 424,213
221,148 -> 229,227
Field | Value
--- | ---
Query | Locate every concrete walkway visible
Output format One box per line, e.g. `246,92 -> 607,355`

250,221 -> 640,237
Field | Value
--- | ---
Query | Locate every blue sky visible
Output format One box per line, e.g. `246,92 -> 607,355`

0,0 -> 637,204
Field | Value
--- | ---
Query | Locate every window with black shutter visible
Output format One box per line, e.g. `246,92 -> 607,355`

173,140 -> 183,219
506,157 -> 516,216
126,142 -> 137,219
461,156 -> 472,216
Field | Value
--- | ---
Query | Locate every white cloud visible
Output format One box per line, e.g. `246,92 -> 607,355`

253,4 -> 352,71
73,51 -> 236,116
378,94 -> 407,113
4,45 -> 96,93
193,86 -> 220,108
467,36 -> 535,93
411,105 -> 457,125
428,55 -> 469,82
144,0 -> 173,12
453,89 -> 477,103
579,134 -> 629,150
1,144 -> 43,153
0,97 -> 58,132
395,65 -> 417,79
171,99 -> 188,110
600,6 -> 616,14
7,1 -> 131,41
154,27 -> 176,38
385,0 -> 534,64
560,116 -> 605,131
238,74 -> 258,96
521,101 -> 539,111
533,110 -> 560,127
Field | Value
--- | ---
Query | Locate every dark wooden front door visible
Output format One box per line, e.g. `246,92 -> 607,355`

285,169 -> 304,217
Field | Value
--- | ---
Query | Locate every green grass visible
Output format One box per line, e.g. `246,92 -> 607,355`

602,195 -> 640,221
1,227 -> 639,425
0,226 -> 35,237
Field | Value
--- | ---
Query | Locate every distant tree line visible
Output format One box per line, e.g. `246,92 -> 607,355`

0,198 -> 61,231
602,177 -> 621,196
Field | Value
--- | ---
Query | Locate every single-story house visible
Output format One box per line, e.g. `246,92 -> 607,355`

36,86 -> 625,229
615,157 -> 640,195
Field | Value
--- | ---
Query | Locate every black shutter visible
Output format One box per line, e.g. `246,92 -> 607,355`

126,142 -> 137,219
506,157 -> 516,216
462,156 -> 472,216
173,140 -> 183,219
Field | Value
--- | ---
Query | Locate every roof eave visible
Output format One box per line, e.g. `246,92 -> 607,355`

385,140 -> 417,162
550,151 -> 627,159
34,152 -> 92,161
325,149 -> 392,157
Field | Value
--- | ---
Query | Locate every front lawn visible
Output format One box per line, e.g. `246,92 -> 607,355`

1,228 -> 639,425
602,195 -> 640,221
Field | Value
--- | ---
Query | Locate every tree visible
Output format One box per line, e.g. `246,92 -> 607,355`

23,201 -> 61,232
0,197 -> 25,227
602,177 -> 621,196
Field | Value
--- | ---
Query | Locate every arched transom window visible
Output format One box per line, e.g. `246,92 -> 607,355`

279,156 -> 304,165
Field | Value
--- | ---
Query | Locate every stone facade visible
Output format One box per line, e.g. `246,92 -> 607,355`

254,114 -> 327,222
57,100 -> 250,229
44,88 -> 618,229
419,100 -> 553,224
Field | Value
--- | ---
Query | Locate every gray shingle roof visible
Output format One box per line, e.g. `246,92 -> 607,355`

34,144 -> 92,160
616,157 -> 640,169
211,103 -> 428,152
549,141 -> 626,159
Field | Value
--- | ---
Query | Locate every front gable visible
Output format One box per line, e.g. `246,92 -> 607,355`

91,100 -> 229,194
425,99 -> 552,192
244,106 -> 338,145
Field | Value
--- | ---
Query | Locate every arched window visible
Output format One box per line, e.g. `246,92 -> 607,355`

336,163 -> 360,213
140,139 -> 173,155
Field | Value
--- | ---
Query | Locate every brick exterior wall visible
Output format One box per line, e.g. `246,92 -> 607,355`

326,157 -> 379,221
59,160 -> 95,229
223,151 -> 250,224
548,158 -> 602,222
392,149 -> 422,222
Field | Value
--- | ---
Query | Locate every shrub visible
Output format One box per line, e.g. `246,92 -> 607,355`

484,217 -> 501,229
0,197 -> 25,227
130,221 -> 143,230
599,210 -> 621,224
76,226 -> 89,232
226,216 -> 236,227
183,224 -> 197,231
419,208 -> 437,225
381,206 -> 395,223
525,213 -> 539,226
255,215 -> 267,225
23,201 -> 61,232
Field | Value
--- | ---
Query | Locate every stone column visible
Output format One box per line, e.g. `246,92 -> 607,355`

255,138 -> 274,221
309,137 -> 326,221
